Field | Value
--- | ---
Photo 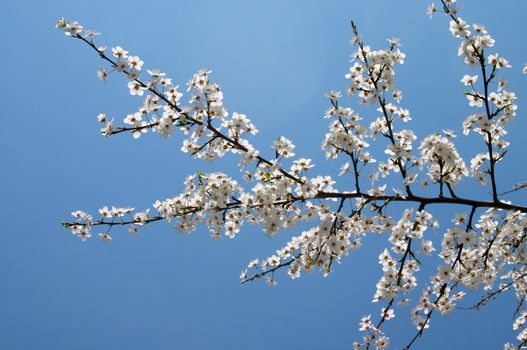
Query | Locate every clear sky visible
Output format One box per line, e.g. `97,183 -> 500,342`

2,0 -> 527,349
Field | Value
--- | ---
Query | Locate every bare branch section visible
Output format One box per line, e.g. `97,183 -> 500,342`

56,1 -> 527,347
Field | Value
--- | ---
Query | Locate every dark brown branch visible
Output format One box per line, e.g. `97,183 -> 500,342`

403,206 -> 477,349
461,272 -> 527,311
63,190 -> 527,231
74,34 -> 305,187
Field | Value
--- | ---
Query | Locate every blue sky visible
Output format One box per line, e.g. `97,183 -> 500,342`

2,0 -> 527,349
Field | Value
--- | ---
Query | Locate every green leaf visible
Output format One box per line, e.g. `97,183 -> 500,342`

497,150 -> 508,161
413,256 -> 422,266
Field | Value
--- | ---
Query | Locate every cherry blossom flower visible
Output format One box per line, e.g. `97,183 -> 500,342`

111,46 -> 128,59
64,21 -> 83,36
460,74 -> 478,85
127,81 -> 146,96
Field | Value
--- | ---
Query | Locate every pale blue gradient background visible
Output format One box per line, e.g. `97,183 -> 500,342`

2,1 -> 527,349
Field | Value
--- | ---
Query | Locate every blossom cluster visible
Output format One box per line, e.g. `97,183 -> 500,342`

57,1 -> 527,348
